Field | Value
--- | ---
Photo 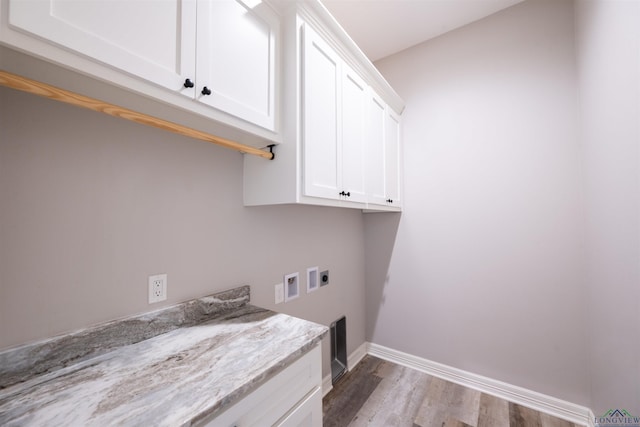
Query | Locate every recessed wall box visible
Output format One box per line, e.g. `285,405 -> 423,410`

284,272 -> 299,302
307,267 -> 319,293
330,316 -> 347,384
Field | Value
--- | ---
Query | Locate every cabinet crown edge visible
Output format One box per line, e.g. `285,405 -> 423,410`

271,0 -> 405,115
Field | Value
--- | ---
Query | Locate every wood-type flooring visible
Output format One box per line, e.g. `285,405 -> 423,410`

322,355 -> 581,427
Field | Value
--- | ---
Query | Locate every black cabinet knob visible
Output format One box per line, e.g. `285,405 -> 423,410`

183,78 -> 194,88
387,199 -> 393,203
339,191 -> 351,197
201,86 -> 212,96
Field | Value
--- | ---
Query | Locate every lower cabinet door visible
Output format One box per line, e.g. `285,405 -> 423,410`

199,345 -> 322,427
275,387 -> 322,427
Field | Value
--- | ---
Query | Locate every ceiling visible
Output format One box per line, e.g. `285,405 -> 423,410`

321,0 -> 525,62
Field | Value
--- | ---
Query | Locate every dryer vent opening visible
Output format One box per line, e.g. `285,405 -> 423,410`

330,316 -> 347,384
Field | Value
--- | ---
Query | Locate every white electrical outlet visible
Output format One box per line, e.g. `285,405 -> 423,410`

148,274 -> 167,304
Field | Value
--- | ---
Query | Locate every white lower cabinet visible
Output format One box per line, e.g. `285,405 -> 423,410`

199,345 -> 322,427
276,388 -> 322,427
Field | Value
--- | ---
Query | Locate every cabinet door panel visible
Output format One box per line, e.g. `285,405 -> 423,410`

200,346 -> 322,427
341,65 -> 367,203
196,0 -> 277,130
367,92 -> 387,205
302,24 -> 341,200
276,388 -> 322,427
385,109 -> 401,206
8,0 -> 196,95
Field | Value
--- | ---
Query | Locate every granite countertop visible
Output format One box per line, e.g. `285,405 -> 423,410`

0,286 -> 328,426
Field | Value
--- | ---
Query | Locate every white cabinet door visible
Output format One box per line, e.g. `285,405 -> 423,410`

367,91 -> 387,205
200,345 -> 322,427
276,388 -> 322,427
8,0 -> 196,96
302,24 -> 342,201
196,0 -> 277,131
341,64 -> 368,203
367,94 -> 401,208
385,108 -> 401,206
302,25 -> 369,204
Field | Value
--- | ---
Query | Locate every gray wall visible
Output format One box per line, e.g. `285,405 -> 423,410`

0,86 -> 367,378
369,0 -> 640,412
575,0 -> 640,415
369,0 -> 590,406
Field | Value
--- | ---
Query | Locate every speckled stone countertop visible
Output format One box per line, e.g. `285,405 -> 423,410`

0,286 -> 328,426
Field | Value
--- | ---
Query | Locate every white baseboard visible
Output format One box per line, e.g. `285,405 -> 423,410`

368,342 -> 594,427
322,373 -> 333,397
348,341 -> 368,369
322,341 -> 369,397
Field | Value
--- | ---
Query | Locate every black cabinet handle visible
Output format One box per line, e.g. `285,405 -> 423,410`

339,191 -> 351,197
183,78 -> 194,88
387,199 -> 393,203
201,86 -> 212,96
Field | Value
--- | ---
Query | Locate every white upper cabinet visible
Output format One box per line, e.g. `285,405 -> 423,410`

2,0 -> 279,137
196,0 -> 277,130
7,0 -> 197,97
385,108 -> 402,207
340,63 -> 368,204
302,24 -> 368,204
0,0 -> 402,211
367,91 -> 402,208
243,5 -> 404,212
367,92 -> 387,206
302,24 -> 341,200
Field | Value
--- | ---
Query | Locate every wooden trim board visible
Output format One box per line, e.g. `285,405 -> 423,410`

0,70 -> 275,160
